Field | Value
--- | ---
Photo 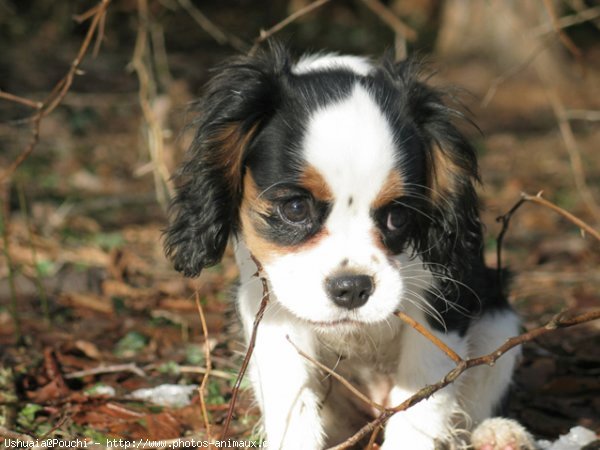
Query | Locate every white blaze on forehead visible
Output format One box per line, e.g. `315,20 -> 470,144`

303,84 -> 398,208
293,54 -> 373,76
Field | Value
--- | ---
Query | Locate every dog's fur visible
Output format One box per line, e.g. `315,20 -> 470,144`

165,45 -> 531,449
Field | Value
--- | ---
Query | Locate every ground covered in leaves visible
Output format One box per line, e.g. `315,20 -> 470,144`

1,2 -> 599,448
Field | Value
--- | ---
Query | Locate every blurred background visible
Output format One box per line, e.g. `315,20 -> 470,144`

0,0 -> 599,446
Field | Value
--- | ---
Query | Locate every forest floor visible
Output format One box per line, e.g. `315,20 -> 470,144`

1,4 -> 599,448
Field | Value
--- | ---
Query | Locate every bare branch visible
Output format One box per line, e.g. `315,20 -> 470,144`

541,0 -> 583,64
64,363 -> 146,379
177,0 -> 248,53
358,0 -> 417,42
0,0 -> 111,184
395,312 -> 463,363
220,255 -> 270,439
287,336 -> 387,412
249,0 -> 333,56
533,4 -> 600,36
195,291 -> 214,447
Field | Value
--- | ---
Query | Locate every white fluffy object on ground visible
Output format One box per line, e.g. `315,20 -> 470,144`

471,417 -> 536,450
130,384 -> 197,408
537,426 -> 597,450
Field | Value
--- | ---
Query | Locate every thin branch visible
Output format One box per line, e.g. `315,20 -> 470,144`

177,0 -> 248,53
358,0 -> 417,41
220,255 -> 270,439
64,363 -> 146,379
395,312 -> 463,363
534,63 -> 600,224
481,38 -> 550,107
131,0 -> 174,209
287,336 -> 386,412
0,0 -> 110,184
249,0 -> 333,56
521,192 -> 600,241
533,5 -> 600,37
0,91 -> 43,109
496,191 -> 600,289
541,0 -> 583,64
195,291 -> 214,448
565,109 -> 600,122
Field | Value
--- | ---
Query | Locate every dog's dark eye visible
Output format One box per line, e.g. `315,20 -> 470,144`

386,205 -> 409,231
280,197 -> 311,224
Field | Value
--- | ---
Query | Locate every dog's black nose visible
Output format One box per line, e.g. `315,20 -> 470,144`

326,274 -> 374,309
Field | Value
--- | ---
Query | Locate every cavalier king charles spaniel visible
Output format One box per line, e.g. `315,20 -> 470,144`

165,44 -> 534,450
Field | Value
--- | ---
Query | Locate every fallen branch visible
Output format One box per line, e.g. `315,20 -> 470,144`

64,363 -> 146,379
220,255 -> 270,439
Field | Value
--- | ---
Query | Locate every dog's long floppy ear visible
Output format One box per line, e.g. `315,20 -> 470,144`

384,58 -> 486,315
165,44 -> 291,277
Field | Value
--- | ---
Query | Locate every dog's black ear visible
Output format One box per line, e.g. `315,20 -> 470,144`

165,44 -> 291,277
384,58 -> 487,328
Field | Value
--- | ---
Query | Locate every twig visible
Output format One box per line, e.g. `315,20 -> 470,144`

17,183 -> 50,324
0,91 -> 42,109
564,109 -> 600,122
481,38 -> 550,107
328,309 -> 600,449
395,312 -> 462,363
358,0 -> 417,41
177,0 -> 248,53
496,191 -> 600,289
131,0 -> 173,210
177,366 -> 235,380
0,195 -> 21,342
220,255 -> 270,439
195,291 -> 213,447
64,363 -> 146,379
287,336 -> 386,412
248,0 -> 333,56
521,192 -> 600,241
532,5 -> 600,37
540,64 -> 600,225
0,0 -> 110,184
541,0 -> 583,65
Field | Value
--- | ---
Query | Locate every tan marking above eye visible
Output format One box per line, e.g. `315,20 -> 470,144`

299,165 -> 334,201
240,170 -> 280,264
240,170 -> 330,263
372,170 -> 404,210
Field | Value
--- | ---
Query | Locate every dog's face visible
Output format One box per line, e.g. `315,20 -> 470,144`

165,45 -> 483,330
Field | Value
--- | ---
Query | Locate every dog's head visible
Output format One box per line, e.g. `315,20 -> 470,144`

165,44 -> 483,328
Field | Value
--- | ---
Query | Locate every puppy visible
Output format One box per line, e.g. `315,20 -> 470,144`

165,44 -> 533,450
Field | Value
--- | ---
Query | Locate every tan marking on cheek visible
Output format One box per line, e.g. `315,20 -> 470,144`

299,165 -> 334,201
240,171 -> 279,264
372,170 -> 404,210
240,171 -> 330,263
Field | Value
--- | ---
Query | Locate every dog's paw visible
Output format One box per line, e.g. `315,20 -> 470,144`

471,418 -> 535,450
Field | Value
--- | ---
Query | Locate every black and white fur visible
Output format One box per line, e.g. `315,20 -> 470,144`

165,44 -> 533,450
